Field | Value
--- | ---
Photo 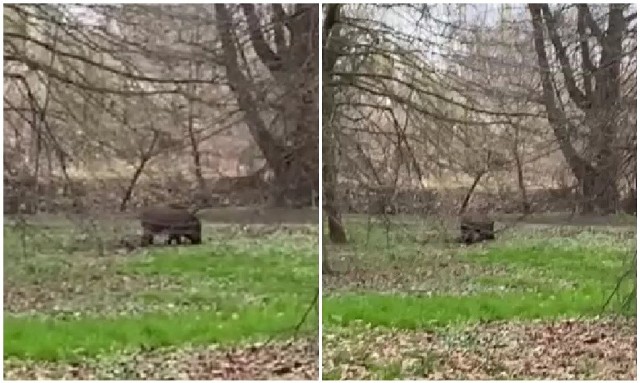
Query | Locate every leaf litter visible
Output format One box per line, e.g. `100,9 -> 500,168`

323,317 -> 636,380
5,337 -> 319,380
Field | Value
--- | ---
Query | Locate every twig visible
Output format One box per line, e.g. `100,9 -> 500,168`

258,288 -> 319,350
599,249 -> 637,316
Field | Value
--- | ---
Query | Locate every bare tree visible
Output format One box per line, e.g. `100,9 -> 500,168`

529,3 -> 636,213
4,4 -> 320,213
321,4 -> 636,248
215,4 -> 319,207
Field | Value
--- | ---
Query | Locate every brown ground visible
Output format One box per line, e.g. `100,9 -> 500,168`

323,318 -> 636,380
5,338 -> 319,380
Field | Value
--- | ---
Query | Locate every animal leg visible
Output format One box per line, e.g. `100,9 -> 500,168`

187,233 -> 202,245
166,234 -> 182,245
141,232 -> 154,247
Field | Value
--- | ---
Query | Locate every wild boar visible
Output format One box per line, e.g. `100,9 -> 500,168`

460,214 -> 495,244
140,206 -> 202,246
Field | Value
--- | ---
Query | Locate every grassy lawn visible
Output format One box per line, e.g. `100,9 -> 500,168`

322,215 -> 637,380
4,218 -> 318,379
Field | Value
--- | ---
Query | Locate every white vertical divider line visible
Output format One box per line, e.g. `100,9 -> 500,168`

317,2 -> 324,381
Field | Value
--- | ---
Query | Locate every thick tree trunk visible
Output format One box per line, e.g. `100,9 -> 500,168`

322,242 -> 334,275
215,5 -> 288,174
578,163 -> 619,214
529,4 -> 624,215
322,99 -> 346,241
215,5 -> 318,207
322,4 -> 348,244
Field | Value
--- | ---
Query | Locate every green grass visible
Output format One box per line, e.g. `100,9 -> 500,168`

4,221 -> 318,362
324,287 -> 615,329
324,218 -> 636,329
468,239 -> 631,277
5,302 -> 313,361
122,242 -> 316,294
324,217 -> 636,380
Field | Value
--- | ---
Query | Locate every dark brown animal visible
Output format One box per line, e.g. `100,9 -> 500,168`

460,214 -> 495,244
621,189 -> 636,214
140,207 -> 202,247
